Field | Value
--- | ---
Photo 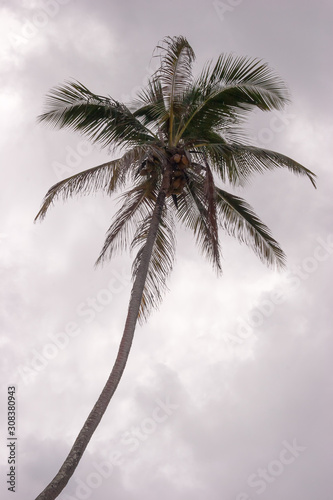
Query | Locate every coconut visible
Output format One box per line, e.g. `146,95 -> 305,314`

172,177 -> 182,189
180,155 -> 189,166
173,169 -> 184,178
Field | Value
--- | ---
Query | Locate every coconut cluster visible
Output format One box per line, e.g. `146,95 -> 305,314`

139,150 -> 191,197
167,151 -> 190,195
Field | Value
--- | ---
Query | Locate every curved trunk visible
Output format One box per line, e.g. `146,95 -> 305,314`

35,164 -> 172,500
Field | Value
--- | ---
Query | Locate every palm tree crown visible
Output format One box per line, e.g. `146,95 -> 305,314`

35,36 -> 315,500
36,36 -> 315,320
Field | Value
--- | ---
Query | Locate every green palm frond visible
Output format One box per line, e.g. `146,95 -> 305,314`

196,143 -> 316,187
215,187 -> 285,268
131,207 -> 176,322
196,53 -> 290,111
153,36 -> 195,144
190,138 -> 242,185
38,80 -> 158,149
35,148 -> 148,221
175,84 -> 244,144
175,170 -> 222,272
132,78 -> 168,135
203,159 -> 220,264
96,178 -> 158,266
174,54 -> 289,143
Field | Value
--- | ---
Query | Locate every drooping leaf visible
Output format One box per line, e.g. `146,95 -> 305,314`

215,187 -> 286,268
175,169 -> 222,272
96,177 -> 159,265
34,147 -> 148,221
191,142 -> 316,187
131,206 -> 176,322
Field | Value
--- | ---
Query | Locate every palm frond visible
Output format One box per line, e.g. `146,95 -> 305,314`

153,36 -> 195,143
175,54 -> 289,143
175,83 -> 245,143
38,80 -> 157,149
132,78 -> 168,136
215,187 -> 285,268
35,147 -> 147,221
188,135 -> 241,185
203,158 -> 220,265
197,143 -> 316,187
95,178 -> 158,265
197,54 -> 289,110
131,207 -> 176,322
175,170 -> 222,271
235,145 -> 316,187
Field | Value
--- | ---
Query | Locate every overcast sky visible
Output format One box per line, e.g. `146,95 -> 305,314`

1,1 -> 333,499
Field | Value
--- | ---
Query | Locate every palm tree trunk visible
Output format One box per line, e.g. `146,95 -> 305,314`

35,163 -> 172,500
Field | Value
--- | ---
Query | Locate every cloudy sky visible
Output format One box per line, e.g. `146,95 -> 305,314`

1,0 -> 332,499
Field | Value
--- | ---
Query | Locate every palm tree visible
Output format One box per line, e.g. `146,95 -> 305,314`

34,36 -> 315,499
